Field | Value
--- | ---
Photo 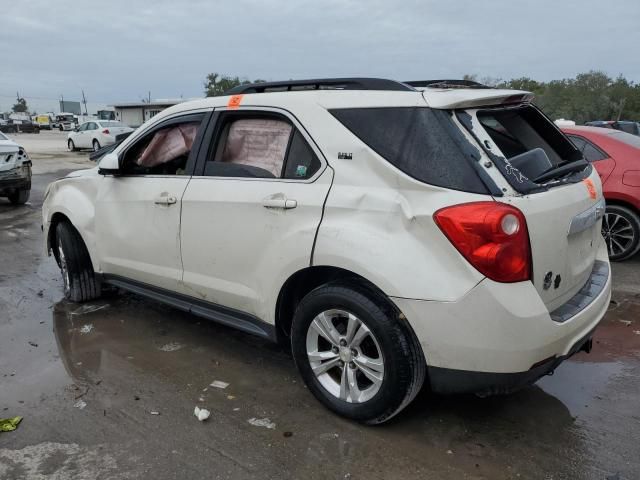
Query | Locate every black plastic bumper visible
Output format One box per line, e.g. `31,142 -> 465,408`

428,328 -> 596,396
0,174 -> 30,194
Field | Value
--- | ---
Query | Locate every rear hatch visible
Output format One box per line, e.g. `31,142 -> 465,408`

0,141 -> 20,173
456,102 -> 603,311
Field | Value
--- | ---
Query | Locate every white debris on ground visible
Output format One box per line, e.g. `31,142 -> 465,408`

210,380 -> 229,389
634,330 -> 640,335
194,406 -> 210,421
158,342 -> 183,352
149,411 -> 160,415
73,400 -> 87,409
71,304 -> 108,316
248,418 -> 276,429
79,324 -> 93,334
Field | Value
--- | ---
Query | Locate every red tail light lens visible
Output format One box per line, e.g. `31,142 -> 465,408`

102,129 -> 110,134
434,202 -> 531,283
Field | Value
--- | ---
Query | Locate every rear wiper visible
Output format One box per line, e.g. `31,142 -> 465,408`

533,159 -> 589,183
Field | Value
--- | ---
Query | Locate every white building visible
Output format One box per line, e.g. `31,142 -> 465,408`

111,100 -> 184,128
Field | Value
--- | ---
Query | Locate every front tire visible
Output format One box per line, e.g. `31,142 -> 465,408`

59,125 -> 64,132
67,139 -> 76,151
291,283 -> 425,424
8,189 -> 29,205
602,205 -> 640,261
55,222 -> 101,302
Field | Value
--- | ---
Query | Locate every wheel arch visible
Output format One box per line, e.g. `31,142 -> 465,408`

275,265 -> 397,345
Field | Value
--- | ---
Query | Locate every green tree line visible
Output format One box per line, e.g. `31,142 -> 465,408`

206,71 -> 640,124
465,71 -> 640,124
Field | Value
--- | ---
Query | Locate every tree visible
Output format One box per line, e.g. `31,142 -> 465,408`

12,97 -> 28,113
204,73 -> 266,97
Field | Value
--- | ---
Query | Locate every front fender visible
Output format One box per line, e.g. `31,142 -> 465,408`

43,174 -> 101,271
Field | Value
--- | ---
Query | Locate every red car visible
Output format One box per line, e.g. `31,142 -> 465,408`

562,126 -> 640,261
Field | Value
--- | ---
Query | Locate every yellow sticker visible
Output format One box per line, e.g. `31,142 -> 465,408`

583,178 -> 597,200
227,95 -> 244,109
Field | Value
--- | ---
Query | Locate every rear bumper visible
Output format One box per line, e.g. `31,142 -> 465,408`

392,242 -> 611,393
0,168 -> 31,194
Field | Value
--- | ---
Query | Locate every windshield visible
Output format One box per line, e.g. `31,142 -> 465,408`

57,115 -> 74,121
99,121 -> 126,127
0,132 -> 7,140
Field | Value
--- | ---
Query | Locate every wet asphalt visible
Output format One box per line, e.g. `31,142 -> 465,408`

1,135 -> 639,479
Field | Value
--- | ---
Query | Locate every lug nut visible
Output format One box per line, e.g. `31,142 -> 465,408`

339,339 -> 347,347
351,349 -> 358,356
339,360 -> 345,367
349,362 -> 356,369
332,346 -> 339,354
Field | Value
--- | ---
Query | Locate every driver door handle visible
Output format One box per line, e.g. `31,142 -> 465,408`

154,194 -> 177,205
262,196 -> 297,210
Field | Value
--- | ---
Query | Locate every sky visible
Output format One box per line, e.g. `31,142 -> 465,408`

1,0 -> 639,114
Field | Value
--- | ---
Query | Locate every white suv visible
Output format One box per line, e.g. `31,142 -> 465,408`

42,78 -> 611,424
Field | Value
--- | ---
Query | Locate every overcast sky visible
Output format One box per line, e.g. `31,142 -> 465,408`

2,0 -> 638,113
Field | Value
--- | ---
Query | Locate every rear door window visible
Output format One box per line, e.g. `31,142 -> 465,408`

203,112 -> 321,180
330,107 -> 489,194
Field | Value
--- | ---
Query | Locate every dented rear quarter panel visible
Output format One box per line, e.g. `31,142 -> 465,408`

307,105 -> 488,301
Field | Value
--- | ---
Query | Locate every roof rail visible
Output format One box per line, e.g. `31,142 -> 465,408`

224,78 -> 415,95
404,79 -> 492,89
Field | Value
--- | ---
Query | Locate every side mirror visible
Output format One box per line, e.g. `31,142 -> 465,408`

98,153 -> 120,175
74,127 -> 79,132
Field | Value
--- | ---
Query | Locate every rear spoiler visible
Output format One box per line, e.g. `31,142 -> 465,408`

420,88 -> 535,109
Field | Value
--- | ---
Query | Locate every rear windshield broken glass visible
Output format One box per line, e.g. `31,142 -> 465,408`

459,105 -> 589,193
330,107 -> 490,194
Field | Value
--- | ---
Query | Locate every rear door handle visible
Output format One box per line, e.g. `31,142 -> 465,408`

154,194 -> 177,205
262,196 -> 297,209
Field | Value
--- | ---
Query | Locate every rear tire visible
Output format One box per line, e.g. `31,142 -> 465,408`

55,222 -> 101,302
602,205 -> 640,261
92,139 -> 101,152
291,282 -> 425,424
59,125 -> 64,132
8,189 -> 29,205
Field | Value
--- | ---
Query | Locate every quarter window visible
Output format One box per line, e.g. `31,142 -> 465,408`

567,135 -> 607,162
204,113 -> 321,180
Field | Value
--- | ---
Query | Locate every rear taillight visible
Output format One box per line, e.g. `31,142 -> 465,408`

434,202 -> 531,283
102,129 -> 110,134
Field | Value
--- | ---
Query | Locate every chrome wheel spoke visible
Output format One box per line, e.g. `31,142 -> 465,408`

346,366 -> 361,402
311,356 -> 341,376
354,356 -> 384,384
311,312 -> 340,346
350,321 -> 371,348
345,313 -> 361,344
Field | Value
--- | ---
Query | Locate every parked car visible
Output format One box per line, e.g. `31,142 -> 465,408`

0,131 -> 31,204
0,119 -> 40,134
54,113 -> 77,131
585,120 -> 640,136
88,131 -> 134,162
43,78 -> 611,423
562,125 -> 640,260
67,120 -> 133,152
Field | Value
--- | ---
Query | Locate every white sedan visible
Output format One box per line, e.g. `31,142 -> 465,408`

67,120 -> 133,152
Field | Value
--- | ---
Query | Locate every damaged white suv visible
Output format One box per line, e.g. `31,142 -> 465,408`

43,78 -> 611,424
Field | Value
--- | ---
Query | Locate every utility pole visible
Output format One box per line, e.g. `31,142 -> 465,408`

60,94 -> 65,113
81,89 -> 88,116
148,91 -> 151,103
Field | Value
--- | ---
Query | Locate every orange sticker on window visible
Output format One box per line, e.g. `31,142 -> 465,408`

227,94 -> 244,109
583,178 -> 597,199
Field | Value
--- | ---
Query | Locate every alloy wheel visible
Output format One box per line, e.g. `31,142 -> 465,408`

602,212 -> 635,258
305,309 -> 384,403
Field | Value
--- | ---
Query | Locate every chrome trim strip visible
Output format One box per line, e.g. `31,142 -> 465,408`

568,198 -> 605,235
